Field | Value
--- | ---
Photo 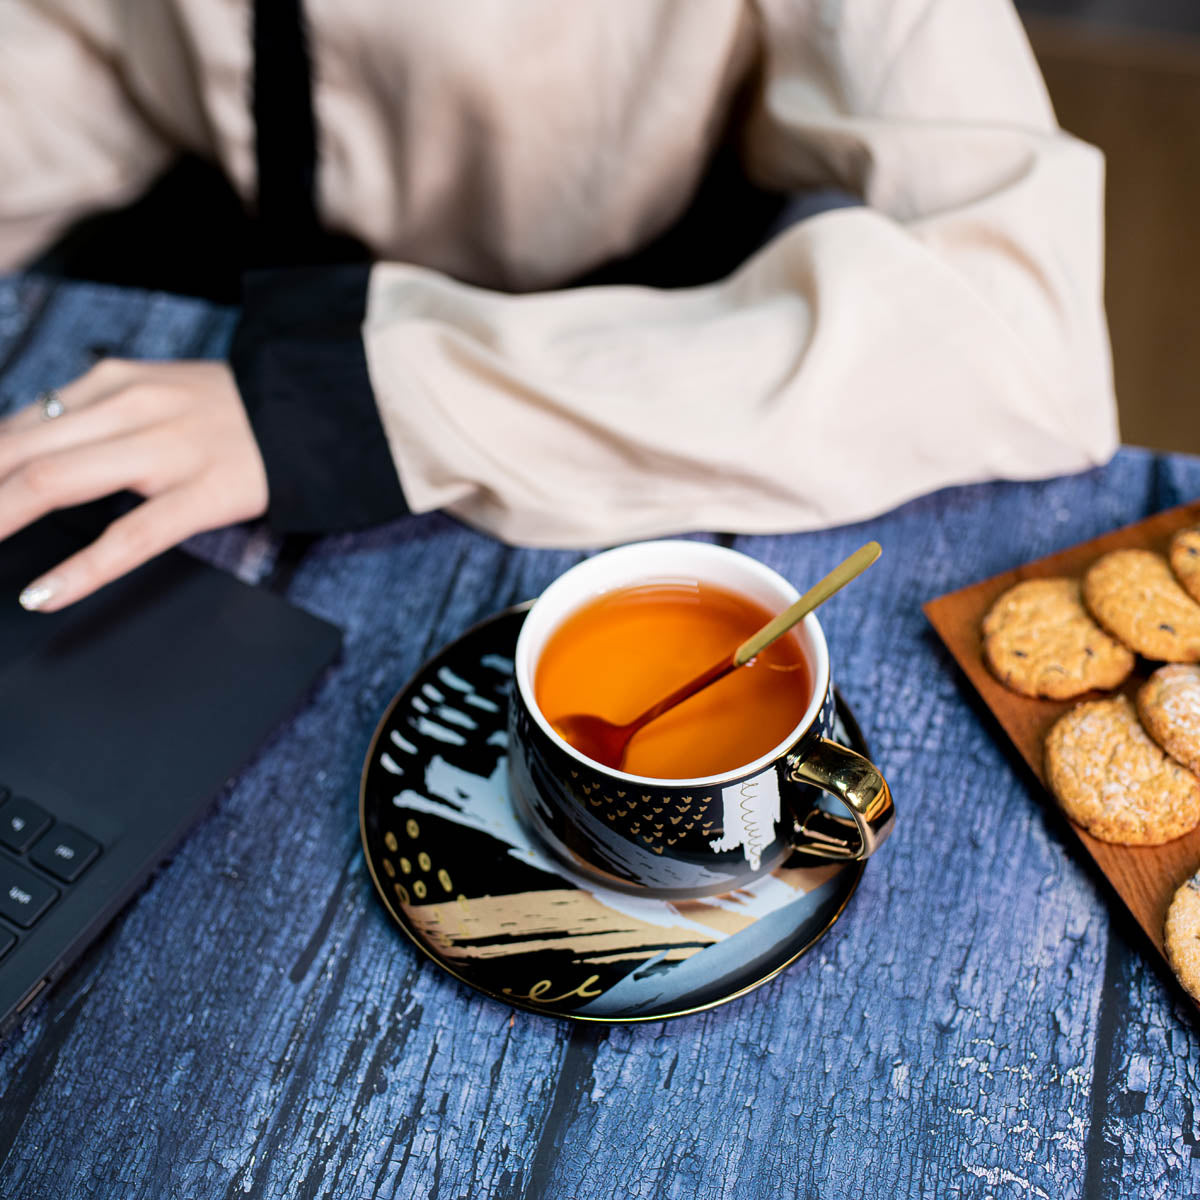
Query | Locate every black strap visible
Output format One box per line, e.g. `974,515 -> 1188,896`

251,0 -> 368,267
252,0 -> 320,263
240,3 -> 398,530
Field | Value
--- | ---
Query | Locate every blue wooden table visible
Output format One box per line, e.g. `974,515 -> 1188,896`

1,276 -> 1198,1199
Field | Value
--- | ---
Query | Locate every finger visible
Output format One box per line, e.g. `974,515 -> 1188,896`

0,397 -> 59,435
0,428 -> 174,543
0,358 -> 137,433
17,488 -> 204,612
0,387 -> 159,479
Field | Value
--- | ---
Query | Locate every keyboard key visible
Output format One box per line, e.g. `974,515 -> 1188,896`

0,797 -> 52,853
30,826 -> 100,883
0,861 -> 58,928
0,929 -> 14,961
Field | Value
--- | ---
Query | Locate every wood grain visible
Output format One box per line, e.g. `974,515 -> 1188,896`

924,498 -> 1200,963
3,279 -> 1200,1197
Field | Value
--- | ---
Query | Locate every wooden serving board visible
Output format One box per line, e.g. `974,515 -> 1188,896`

924,497 -> 1200,965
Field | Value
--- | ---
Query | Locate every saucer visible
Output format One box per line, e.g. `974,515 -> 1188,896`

360,605 -> 869,1022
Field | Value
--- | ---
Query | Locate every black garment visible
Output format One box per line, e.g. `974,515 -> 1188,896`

230,267 -> 410,533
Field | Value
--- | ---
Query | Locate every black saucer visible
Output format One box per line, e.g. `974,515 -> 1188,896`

360,605 -> 870,1022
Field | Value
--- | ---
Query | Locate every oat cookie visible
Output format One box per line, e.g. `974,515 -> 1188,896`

1170,527 -> 1200,605
1137,664 -> 1200,775
981,578 -> 1134,698
1082,549 -> 1200,662
1164,871 -> 1200,1004
1044,695 -> 1200,844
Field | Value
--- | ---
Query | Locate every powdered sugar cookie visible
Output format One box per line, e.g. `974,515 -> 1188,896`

1165,871 -> 1200,1004
1137,664 -> 1200,775
1044,695 -> 1200,844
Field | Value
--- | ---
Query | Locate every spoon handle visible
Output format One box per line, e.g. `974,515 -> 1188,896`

629,651 -> 741,734
733,541 -> 881,667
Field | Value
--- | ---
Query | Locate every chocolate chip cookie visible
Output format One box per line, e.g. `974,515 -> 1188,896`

1170,527 -> 1200,606
982,578 -> 1134,698
1083,549 -> 1200,662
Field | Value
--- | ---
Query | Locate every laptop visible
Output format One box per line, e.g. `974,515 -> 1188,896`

0,511 -> 341,1035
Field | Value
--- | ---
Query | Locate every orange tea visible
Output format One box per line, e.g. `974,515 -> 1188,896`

534,580 -> 812,779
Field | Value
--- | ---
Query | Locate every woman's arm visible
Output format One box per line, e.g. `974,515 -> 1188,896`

4,0 -> 1118,608
234,0 -> 1115,545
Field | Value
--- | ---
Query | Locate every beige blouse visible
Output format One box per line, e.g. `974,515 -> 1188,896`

0,0 -> 1118,544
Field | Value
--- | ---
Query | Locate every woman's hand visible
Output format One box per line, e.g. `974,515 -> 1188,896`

0,358 -> 268,612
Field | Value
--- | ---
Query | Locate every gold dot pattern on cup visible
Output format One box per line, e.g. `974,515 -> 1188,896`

382,859 -> 395,878
384,831 -> 398,852
399,857 -> 412,875
418,851 -> 432,872
406,819 -> 420,839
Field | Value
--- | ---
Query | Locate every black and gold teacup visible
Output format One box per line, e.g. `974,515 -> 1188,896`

507,542 -> 894,899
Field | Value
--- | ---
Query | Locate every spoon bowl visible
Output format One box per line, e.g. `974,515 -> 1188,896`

552,711 -> 643,770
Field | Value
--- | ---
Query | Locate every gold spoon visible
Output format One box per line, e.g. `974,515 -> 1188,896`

553,541 -> 882,771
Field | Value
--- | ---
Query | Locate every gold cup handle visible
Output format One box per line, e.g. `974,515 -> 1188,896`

785,738 -> 895,862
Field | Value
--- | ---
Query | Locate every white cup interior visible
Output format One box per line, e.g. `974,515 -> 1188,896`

514,540 -> 830,786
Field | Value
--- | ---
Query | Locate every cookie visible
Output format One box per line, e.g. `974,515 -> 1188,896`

1170,527 -> 1200,605
1082,549 -> 1200,662
1044,694 -> 1200,844
1164,871 -> 1200,1004
981,578 -> 1134,698
1137,664 -> 1200,775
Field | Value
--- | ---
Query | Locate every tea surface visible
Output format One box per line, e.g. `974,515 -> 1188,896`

534,580 -> 812,778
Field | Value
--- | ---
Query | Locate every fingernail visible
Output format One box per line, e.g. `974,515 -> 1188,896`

19,578 -> 59,611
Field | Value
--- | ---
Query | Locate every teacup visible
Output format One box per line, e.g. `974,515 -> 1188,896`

507,541 -> 894,898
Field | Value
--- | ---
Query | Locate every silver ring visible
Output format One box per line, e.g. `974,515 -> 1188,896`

38,389 -> 65,421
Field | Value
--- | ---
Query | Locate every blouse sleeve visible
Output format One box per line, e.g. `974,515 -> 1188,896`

0,2 -> 172,271
235,0 -> 1117,544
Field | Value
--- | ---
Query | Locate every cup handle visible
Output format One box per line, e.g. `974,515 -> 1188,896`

785,738 -> 895,862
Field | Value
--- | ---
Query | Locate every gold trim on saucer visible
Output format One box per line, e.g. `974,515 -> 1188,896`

358,603 -> 868,1024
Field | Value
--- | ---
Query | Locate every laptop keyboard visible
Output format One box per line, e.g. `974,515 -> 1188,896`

0,786 -> 101,956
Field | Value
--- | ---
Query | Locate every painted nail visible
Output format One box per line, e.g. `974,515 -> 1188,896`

19,578 -> 58,611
